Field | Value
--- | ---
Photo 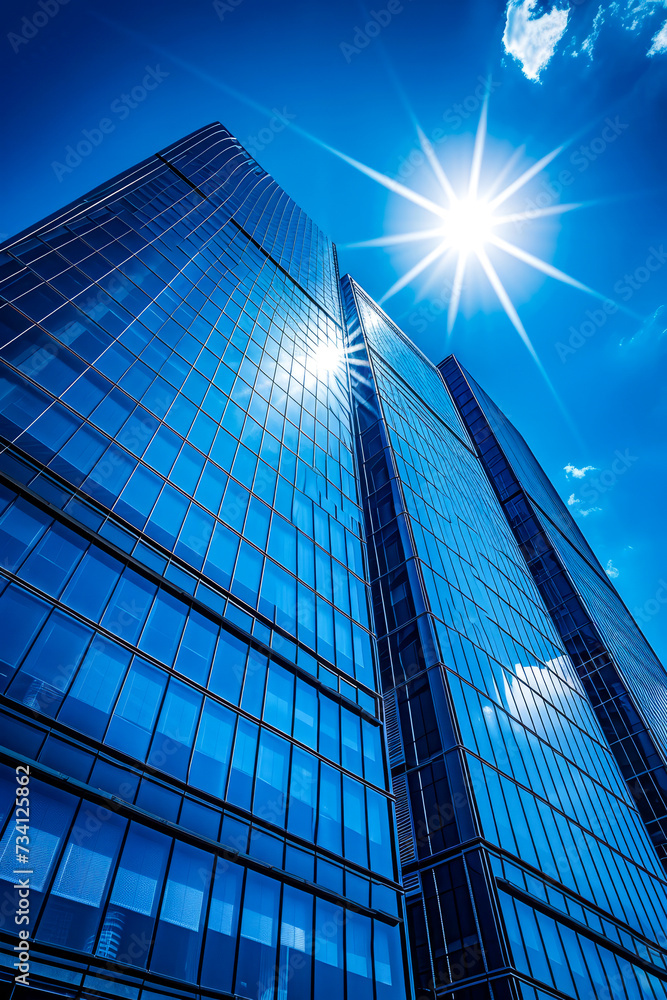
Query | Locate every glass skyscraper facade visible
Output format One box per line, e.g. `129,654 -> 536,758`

1,122 -> 667,1000
0,124 -> 408,1000
440,357 -> 667,868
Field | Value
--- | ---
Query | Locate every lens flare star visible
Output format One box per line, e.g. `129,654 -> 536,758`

343,101 -> 627,386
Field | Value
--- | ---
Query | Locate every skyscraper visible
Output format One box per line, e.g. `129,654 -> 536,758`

342,279 -> 667,1000
440,356 -> 667,867
1,122 -> 666,1000
0,124 -> 410,1000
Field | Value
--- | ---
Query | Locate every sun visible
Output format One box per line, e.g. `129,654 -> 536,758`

442,196 -> 496,254
340,99 -> 620,381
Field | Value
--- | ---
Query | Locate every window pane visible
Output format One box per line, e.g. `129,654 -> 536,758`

254,731 -> 290,827
139,590 -> 187,665
151,841 -> 213,982
0,779 -> 76,916
62,547 -> 123,621
7,609 -> 92,718
318,764 -> 341,854
227,719 -> 258,811
98,823 -> 170,967
174,610 -> 218,685
0,584 -> 50,690
189,699 -> 235,798
208,630 -> 248,704
288,748 -> 317,840
343,777 -> 368,868
314,899 -> 343,997
347,913 -> 372,1000
148,678 -> 202,779
19,521 -> 87,597
38,805 -> 125,952
58,635 -> 130,739
278,885 -> 312,999
201,858 -> 243,991
101,569 -> 156,644
235,870 -> 279,1000
105,658 -> 167,760
264,663 -> 294,732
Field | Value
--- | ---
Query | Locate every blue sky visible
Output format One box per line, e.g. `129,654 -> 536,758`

2,0 -> 667,661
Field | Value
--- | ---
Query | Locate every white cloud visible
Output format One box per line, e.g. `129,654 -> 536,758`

649,19 -> 667,54
564,463 -> 596,479
605,558 -> 619,578
567,493 -> 580,505
576,506 -> 601,516
503,0 -> 570,81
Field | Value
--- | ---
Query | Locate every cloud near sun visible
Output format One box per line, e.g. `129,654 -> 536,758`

502,0 -> 667,82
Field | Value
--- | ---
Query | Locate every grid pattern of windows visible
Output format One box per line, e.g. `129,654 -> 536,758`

455,364 -> 667,757
0,765 -> 406,1000
343,276 -> 667,1000
0,127 -> 410,1000
441,356 -> 667,871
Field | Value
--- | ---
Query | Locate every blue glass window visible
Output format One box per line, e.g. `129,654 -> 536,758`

268,515 -> 297,575
151,841 -> 213,982
278,885 -> 312,999
260,559 -> 296,633
347,913 -> 372,1000
319,696 -> 340,764
288,748 -> 317,840
139,590 -> 187,665
8,609 -> 92,717
264,663 -> 294,732
174,611 -> 217,685
62,547 -> 123,621
105,657 -> 167,759
362,721 -> 384,786
189,699 -> 235,797
208,630 -> 248,704
254,730 -> 289,827
341,710 -> 362,774
241,647 -> 268,718
0,498 -> 50,572
149,678 -> 202,779
227,718 -> 258,811
200,857 -> 242,990
0,779 -> 76,919
314,899 -> 343,997
101,570 -> 157,643
204,521 -> 239,590
37,805 -> 126,952
98,823 -> 170,967
318,764 -> 342,854
245,497 -> 271,549
0,584 -> 50,689
145,482 -> 189,548
235,871 -> 279,1000
367,790 -> 393,876
231,540 -> 263,606
58,636 -> 130,739
114,464 -> 162,527
343,777 -> 368,868
374,921 -> 404,999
